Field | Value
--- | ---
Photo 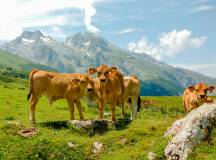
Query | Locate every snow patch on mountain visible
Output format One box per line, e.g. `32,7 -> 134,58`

40,37 -> 51,42
22,38 -> 35,43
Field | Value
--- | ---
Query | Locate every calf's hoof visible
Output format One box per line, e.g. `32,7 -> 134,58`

80,117 -> 84,120
30,120 -> 36,125
111,117 -> 116,122
121,114 -> 125,118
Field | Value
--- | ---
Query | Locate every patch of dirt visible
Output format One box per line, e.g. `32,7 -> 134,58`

18,128 -> 39,138
117,136 -> 128,145
141,99 -> 158,108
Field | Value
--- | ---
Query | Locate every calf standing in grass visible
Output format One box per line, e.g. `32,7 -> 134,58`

88,64 -> 125,121
85,74 -> 141,120
123,75 -> 141,120
27,69 -> 92,124
183,82 -> 215,112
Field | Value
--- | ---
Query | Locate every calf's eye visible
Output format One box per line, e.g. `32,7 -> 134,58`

104,71 -> 109,74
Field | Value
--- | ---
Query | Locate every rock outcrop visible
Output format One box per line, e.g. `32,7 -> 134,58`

164,102 -> 216,160
68,119 -> 113,136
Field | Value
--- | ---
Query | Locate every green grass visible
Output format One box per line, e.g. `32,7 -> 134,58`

0,80 -> 216,159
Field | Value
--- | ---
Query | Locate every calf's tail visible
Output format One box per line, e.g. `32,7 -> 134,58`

137,95 -> 141,112
27,69 -> 38,100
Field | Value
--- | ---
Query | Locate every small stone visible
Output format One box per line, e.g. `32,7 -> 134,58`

118,137 -> 128,145
68,120 -> 113,135
68,142 -> 76,148
148,152 -> 156,160
92,141 -> 103,154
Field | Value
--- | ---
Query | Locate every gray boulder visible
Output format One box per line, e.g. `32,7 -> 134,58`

164,102 -> 216,160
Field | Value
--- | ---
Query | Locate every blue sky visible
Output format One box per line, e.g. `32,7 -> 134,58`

0,0 -> 215,77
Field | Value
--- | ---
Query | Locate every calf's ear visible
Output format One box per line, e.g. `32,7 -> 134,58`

110,66 -> 117,73
208,85 -> 215,93
188,86 -> 195,92
88,67 -> 97,75
72,78 -> 80,84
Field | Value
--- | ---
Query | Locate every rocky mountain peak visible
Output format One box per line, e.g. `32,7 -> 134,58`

64,32 -> 109,52
21,30 -> 43,40
11,30 -> 53,44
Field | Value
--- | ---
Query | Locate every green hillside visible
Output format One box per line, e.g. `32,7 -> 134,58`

140,78 -> 183,96
0,49 -> 55,82
0,49 -> 55,71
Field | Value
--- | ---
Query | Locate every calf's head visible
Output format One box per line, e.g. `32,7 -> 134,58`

88,64 -> 117,83
87,78 -> 97,92
73,75 -> 93,92
194,83 -> 215,99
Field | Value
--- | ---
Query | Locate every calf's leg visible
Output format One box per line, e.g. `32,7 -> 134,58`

67,100 -> 75,120
29,96 -> 38,124
75,101 -> 84,120
131,99 -> 138,120
98,99 -> 105,119
110,96 -> 117,121
119,95 -> 125,118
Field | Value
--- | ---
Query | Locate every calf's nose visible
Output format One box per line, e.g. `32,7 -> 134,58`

200,95 -> 206,98
100,79 -> 106,82
87,88 -> 92,92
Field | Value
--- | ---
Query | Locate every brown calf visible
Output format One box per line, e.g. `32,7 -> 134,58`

85,75 -> 141,120
88,64 -> 125,121
27,69 -> 92,124
183,82 -> 215,112
123,75 -> 141,120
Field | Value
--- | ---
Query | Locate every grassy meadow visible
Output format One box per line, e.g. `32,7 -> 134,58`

0,79 -> 216,160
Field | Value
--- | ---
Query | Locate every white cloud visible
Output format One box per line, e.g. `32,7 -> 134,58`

128,29 -> 207,60
49,26 -> 67,38
118,28 -> 139,34
128,37 -> 162,60
52,27 -> 61,32
159,30 -> 207,56
83,1 -> 100,33
190,36 -> 207,47
190,4 -> 215,13
172,63 -> 216,78
0,0 -> 99,40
